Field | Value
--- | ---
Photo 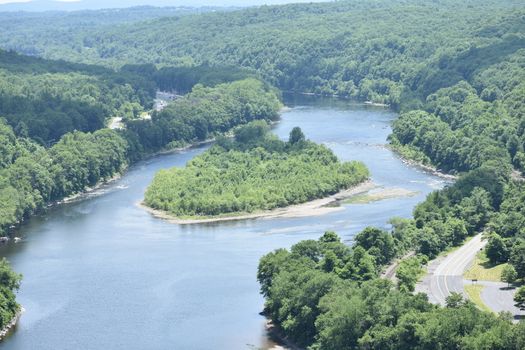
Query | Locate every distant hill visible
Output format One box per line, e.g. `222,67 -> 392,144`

0,0 -> 327,12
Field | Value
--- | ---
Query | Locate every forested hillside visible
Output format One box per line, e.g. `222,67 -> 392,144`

0,0 -> 522,108
0,6 -> 226,57
1,0 -> 525,347
0,49 -> 155,144
0,76 -> 280,236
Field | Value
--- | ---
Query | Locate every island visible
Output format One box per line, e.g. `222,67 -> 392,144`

143,121 -> 370,223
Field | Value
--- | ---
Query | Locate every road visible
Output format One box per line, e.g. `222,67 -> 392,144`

475,280 -> 525,320
416,234 -> 486,305
417,233 -> 525,319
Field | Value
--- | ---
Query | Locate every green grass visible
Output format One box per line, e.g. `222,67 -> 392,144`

464,284 -> 492,313
464,250 -> 506,282
343,188 -> 419,204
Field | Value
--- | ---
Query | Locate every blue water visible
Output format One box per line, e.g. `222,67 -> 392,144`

0,96 -> 447,349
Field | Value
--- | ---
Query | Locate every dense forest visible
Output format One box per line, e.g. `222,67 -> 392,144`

144,121 -> 368,217
0,74 -> 280,235
0,6 -> 228,57
0,0 -> 524,347
0,0 -> 522,108
124,78 -> 281,157
0,259 -> 21,331
0,49 -> 157,144
258,231 -> 525,349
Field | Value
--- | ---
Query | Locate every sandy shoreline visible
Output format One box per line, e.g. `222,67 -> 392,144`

139,180 -> 376,225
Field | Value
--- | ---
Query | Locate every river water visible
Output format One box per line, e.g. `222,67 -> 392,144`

0,96 -> 448,350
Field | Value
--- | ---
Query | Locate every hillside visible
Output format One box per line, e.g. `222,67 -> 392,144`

0,0 -> 522,107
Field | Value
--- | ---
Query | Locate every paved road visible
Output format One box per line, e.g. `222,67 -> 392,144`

416,234 -> 486,305
417,234 -> 525,319
474,280 -> 525,319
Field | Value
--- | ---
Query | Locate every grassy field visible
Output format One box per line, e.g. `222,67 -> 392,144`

464,250 -> 506,282
464,284 -> 492,313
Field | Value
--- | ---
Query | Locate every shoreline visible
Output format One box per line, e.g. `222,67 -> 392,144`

265,319 -> 305,350
0,307 -> 23,341
387,146 -> 458,181
139,180 -> 376,225
55,172 -> 125,205
282,91 -> 390,108
52,139 -> 219,207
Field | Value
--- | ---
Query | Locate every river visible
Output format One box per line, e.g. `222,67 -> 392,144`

0,95 -> 448,350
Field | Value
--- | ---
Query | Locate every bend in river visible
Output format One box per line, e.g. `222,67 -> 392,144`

0,95 -> 450,350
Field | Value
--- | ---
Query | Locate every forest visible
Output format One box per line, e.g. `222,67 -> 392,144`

258,231 -> 525,349
0,74 -> 281,236
0,49 -> 155,144
124,78 -> 281,157
144,121 -> 369,217
0,0 -> 524,346
0,1 -> 522,108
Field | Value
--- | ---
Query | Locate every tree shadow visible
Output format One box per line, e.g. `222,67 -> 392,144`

480,260 -> 499,269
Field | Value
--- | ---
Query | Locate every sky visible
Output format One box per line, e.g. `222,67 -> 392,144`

0,0 -> 330,6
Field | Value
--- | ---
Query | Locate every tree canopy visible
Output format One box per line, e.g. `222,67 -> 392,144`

144,123 -> 369,217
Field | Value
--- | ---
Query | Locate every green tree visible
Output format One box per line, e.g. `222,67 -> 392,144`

396,257 -> 423,292
501,265 -> 517,287
289,127 -> 305,145
486,234 -> 510,264
354,227 -> 396,265
514,286 -> 525,311
510,241 -> 525,278
445,292 -> 467,308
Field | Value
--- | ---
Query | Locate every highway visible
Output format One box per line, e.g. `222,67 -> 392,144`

417,233 -> 525,319
417,234 -> 486,305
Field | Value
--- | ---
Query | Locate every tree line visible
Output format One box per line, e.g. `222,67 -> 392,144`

144,121 -> 369,217
258,231 -> 525,349
0,1 -> 522,109
0,78 -> 281,235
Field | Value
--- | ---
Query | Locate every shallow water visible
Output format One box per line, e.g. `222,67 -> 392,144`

0,95 -> 449,350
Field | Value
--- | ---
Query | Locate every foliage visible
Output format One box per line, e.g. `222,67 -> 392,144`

0,49 -> 155,144
144,124 -> 369,217
2,1 -> 522,109
486,234 -> 510,264
124,78 -> 281,157
501,265 -> 517,286
0,125 -> 129,233
514,286 -> 525,311
487,182 -> 525,278
0,78 -> 281,234
396,256 -> 425,292
0,259 -> 21,329
258,233 -> 525,349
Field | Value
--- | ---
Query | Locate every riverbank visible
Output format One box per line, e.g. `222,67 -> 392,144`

0,307 -> 23,341
56,172 -> 125,205
282,91 -> 390,108
388,146 -> 458,181
140,180 -> 376,225
265,319 -> 304,350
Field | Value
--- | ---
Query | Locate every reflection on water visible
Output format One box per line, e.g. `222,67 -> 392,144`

0,95 -> 450,350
